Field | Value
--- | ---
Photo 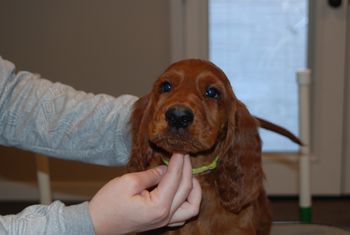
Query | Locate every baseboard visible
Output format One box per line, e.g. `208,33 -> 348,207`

0,179 -> 105,201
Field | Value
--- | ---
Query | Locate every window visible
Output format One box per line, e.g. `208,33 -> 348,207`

209,0 -> 308,151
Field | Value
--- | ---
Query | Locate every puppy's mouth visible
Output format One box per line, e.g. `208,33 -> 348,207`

149,134 -> 217,157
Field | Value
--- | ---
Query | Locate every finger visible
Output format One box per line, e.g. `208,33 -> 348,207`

168,178 -> 202,224
167,222 -> 185,227
186,178 -> 202,211
151,153 -> 184,205
126,165 -> 167,195
169,155 -> 193,214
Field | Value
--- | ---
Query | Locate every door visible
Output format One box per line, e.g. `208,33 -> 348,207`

170,0 -> 349,195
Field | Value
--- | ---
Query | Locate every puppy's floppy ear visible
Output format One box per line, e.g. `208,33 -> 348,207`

127,93 -> 155,172
217,100 -> 264,214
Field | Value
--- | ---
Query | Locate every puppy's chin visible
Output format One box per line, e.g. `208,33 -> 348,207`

149,139 -> 198,155
149,136 -> 216,156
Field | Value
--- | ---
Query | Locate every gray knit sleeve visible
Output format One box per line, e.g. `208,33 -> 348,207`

0,55 -> 140,234
0,55 -> 138,166
0,201 -> 95,235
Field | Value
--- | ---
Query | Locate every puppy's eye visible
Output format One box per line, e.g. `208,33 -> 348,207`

160,81 -> 172,93
205,87 -> 220,99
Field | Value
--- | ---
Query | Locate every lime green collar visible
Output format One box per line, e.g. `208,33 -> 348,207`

161,156 -> 219,175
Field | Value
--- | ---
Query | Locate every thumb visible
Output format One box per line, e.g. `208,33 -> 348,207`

128,165 -> 168,195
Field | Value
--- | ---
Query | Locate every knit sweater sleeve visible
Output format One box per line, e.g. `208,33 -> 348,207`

0,201 -> 95,235
0,55 -> 138,166
0,55 -> 139,234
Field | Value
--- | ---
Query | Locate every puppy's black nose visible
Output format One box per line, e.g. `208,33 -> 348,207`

165,106 -> 194,129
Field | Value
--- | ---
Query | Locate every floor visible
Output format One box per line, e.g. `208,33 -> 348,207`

270,196 -> 350,229
0,197 -> 349,229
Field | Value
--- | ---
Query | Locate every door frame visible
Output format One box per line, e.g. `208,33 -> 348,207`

343,1 -> 350,194
169,0 -> 208,62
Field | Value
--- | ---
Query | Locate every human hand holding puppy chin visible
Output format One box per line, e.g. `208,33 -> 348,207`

89,153 -> 202,235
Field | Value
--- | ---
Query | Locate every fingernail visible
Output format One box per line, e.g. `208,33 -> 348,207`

172,152 -> 184,158
171,153 -> 184,162
156,165 -> 167,176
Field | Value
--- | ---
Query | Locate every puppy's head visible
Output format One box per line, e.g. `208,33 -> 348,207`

137,59 -> 236,158
129,59 -> 264,214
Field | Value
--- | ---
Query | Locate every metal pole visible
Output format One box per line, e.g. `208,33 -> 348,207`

297,69 -> 312,223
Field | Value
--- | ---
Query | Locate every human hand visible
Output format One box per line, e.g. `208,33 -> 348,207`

89,153 -> 202,235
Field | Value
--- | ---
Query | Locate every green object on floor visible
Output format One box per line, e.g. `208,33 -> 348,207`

300,207 -> 312,223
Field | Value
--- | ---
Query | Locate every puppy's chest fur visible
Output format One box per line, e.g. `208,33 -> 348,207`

145,156 -> 257,235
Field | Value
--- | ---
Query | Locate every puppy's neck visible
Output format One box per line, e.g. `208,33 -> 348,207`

148,140 -> 222,173
160,154 -> 219,175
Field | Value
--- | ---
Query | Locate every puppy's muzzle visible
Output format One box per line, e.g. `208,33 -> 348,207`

165,105 -> 194,130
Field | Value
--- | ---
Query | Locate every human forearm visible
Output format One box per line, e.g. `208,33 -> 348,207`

0,56 -> 138,166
